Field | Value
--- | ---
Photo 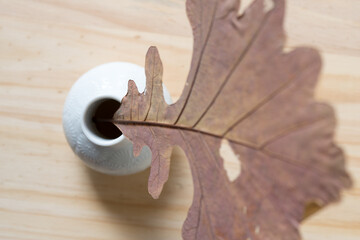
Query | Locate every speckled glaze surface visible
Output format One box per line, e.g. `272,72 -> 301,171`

63,62 -> 171,175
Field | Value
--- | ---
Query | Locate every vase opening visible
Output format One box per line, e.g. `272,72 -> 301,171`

82,97 -> 123,146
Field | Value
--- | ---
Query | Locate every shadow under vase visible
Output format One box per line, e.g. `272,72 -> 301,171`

86,147 -> 193,240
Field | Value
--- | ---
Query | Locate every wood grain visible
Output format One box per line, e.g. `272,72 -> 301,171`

0,0 -> 359,239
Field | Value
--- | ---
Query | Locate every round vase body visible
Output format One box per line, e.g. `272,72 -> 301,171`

63,62 -> 171,175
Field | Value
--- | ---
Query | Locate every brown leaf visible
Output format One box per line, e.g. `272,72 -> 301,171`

112,0 -> 352,239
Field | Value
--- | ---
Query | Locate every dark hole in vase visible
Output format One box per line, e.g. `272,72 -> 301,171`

86,98 -> 122,140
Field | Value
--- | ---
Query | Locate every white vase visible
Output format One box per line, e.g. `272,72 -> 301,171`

63,62 -> 171,175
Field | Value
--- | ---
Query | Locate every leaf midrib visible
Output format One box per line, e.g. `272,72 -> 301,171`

113,113 -> 327,151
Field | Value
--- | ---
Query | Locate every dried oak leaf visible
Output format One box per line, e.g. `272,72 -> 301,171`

113,0 -> 351,239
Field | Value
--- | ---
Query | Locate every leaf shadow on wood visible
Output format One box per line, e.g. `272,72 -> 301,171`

86,146 -> 193,240
302,201 -> 323,220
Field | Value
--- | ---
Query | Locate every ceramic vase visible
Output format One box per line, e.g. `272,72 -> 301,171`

63,62 -> 171,175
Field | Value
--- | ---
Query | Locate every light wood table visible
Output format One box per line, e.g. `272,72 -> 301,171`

0,0 -> 359,239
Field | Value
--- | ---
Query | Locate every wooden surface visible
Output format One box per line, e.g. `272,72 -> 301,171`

0,0 -> 359,239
